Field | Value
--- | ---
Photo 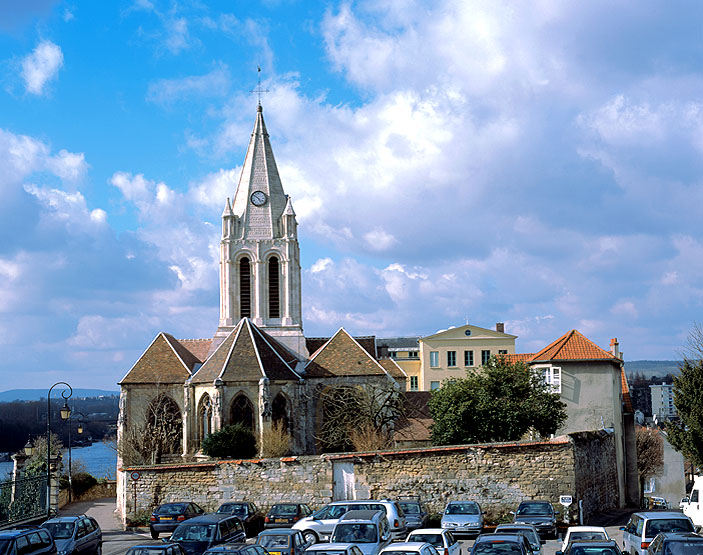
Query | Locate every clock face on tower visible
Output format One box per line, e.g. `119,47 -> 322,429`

250,191 -> 267,206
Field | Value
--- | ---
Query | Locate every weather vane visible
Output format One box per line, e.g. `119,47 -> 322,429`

250,65 -> 269,107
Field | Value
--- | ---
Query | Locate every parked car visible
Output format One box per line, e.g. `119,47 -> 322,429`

379,543 -> 440,555
256,529 -> 312,555
125,543 -> 187,555
150,503 -> 205,540
494,524 -> 543,555
405,528 -> 460,555
304,544 -> 365,555
440,501 -> 484,537
168,514 -> 246,555
511,501 -> 557,539
265,504 -> 313,528
42,515 -> 102,555
397,500 -> 430,532
203,544 -> 269,555
621,512 -> 695,555
0,527 -> 56,555
647,532 -> 703,555
330,511 -> 392,555
645,498 -> 668,510
556,540 -> 623,555
216,503 -> 265,537
560,527 -> 610,552
470,534 -> 531,555
293,500 -> 407,544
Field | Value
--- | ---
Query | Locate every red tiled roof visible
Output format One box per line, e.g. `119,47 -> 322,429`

531,330 -> 618,362
621,367 -> 634,413
502,353 -> 535,363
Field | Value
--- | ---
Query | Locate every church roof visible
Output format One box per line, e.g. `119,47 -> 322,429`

119,333 -> 196,384
190,319 -> 301,384
231,106 -> 289,239
378,358 -> 407,380
306,335 -> 377,359
304,328 -> 389,378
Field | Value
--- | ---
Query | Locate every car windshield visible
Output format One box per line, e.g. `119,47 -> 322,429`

399,503 -> 421,515
472,542 -> 524,555
446,503 -> 478,515
271,505 -> 298,516
258,535 -> 290,548
408,534 -> 441,546
171,524 -> 215,542
663,540 -> 703,555
331,524 -> 378,544
218,504 -> 247,515
0,539 -> 11,555
496,529 -> 538,545
569,548 -> 619,555
570,532 -> 607,542
43,522 -> 75,539
644,519 -> 694,537
126,549 -> 170,555
158,504 -> 187,515
516,503 -> 552,516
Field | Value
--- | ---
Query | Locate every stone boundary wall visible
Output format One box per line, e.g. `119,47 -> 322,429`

117,430 -> 617,528
59,480 -> 117,507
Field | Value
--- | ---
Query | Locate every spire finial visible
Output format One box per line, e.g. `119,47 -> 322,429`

250,65 -> 269,109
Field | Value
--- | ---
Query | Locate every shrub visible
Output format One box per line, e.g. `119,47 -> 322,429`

260,421 -> 291,458
71,472 -> 98,498
202,423 -> 257,459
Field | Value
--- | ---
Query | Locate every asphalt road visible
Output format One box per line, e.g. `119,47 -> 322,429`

59,499 -> 631,555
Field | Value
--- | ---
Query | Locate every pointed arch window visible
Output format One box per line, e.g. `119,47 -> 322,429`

230,394 -> 255,430
272,393 -> 289,433
268,256 -> 280,319
239,257 -> 251,318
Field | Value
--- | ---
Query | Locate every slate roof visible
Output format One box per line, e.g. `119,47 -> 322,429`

394,392 -> 432,443
190,319 -> 301,384
304,328 -> 388,378
376,337 -> 420,349
378,358 -> 407,380
119,333 -> 194,384
306,335 -> 377,359
179,339 -> 212,362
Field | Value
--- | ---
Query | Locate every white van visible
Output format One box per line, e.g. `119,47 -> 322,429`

683,475 -> 703,528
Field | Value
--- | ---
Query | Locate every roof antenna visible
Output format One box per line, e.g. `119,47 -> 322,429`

250,65 -> 270,110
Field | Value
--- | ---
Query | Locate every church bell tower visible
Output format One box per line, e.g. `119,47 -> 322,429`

212,105 -> 307,358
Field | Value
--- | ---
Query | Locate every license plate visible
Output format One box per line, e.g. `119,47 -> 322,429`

269,552 -> 281,554
159,517 -> 173,521
275,519 -> 287,523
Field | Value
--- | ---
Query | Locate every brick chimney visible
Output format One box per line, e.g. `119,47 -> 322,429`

496,322 -> 505,333
610,338 -> 620,359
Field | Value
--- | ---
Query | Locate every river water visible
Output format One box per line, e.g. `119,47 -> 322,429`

0,441 -> 117,481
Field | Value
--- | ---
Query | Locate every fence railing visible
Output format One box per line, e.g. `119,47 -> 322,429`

0,474 -> 47,527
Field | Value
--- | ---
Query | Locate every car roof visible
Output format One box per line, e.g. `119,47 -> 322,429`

446,501 -> 478,505
408,529 -> 445,534
0,530 -> 39,538
305,543 -> 357,550
476,534 -> 525,543
203,543 -> 249,552
381,543 -> 430,551
633,511 -> 690,519
259,529 -> 299,535
129,543 -> 182,549
565,527 -> 607,533
44,516 -> 86,523
180,514 -> 234,523
496,524 -> 538,530
567,540 -> 618,547
339,510 -> 383,521
657,532 -> 703,540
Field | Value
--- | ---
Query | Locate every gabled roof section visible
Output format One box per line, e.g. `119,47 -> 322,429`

378,358 -> 407,380
502,353 -> 535,363
190,319 -> 299,384
231,106 -> 288,240
422,323 -> 517,341
178,339 -> 212,363
305,328 -> 388,378
119,333 -> 193,385
306,335 -> 377,359
531,330 -> 619,362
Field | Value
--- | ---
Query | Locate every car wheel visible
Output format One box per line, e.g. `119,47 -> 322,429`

151,529 -> 159,540
302,531 -> 318,544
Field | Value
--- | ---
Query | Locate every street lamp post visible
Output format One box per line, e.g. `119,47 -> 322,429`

67,412 -> 85,504
47,382 -> 72,517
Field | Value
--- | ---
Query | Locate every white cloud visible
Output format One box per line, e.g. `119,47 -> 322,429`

21,40 -> 64,95
364,228 -> 397,251
146,65 -> 231,105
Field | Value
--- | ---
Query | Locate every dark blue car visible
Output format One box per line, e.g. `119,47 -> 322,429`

169,514 -> 246,555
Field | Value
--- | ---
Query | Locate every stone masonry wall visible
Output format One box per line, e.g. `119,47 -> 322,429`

117,430 -> 617,528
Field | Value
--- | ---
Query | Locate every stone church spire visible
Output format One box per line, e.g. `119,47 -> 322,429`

212,106 -> 307,359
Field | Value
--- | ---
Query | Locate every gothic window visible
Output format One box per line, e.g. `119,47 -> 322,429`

230,394 -> 255,430
239,257 -> 251,318
198,394 -> 213,444
272,393 -> 289,433
146,394 -> 182,459
268,256 -> 280,319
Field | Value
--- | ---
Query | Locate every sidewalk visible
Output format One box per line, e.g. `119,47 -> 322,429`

585,508 -> 635,527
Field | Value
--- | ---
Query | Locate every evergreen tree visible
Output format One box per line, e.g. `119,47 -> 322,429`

201,423 -> 257,459
667,358 -> 703,468
429,357 -> 567,445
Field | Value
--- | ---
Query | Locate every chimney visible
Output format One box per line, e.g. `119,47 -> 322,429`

610,338 -> 620,359
496,322 -> 505,333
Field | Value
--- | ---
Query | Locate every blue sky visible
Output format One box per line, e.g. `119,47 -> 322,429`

1,0 -> 702,391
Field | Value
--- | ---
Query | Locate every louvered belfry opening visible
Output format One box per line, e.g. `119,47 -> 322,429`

239,257 -> 251,318
268,256 -> 280,318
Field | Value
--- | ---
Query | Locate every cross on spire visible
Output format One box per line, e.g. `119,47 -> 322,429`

250,65 -> 270,108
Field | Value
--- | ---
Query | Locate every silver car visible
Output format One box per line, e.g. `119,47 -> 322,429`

440,502 -> 484,537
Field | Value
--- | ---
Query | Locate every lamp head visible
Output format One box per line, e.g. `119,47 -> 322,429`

60,402 -> 71,421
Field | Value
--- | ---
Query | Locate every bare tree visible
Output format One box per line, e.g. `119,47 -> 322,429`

316,381 -> 405,452
636,426 -> 664,505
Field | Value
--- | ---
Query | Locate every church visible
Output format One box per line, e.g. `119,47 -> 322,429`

117,105 -> 407,459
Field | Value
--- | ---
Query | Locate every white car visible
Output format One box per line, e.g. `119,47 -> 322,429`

304,543 -> 365,555
561,526 -> 609,552
379,543 -> 439,555
405,529 -> 460,555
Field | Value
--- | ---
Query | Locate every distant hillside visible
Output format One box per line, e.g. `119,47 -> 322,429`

624,360 -> 682,378
0,389 -> 119,403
